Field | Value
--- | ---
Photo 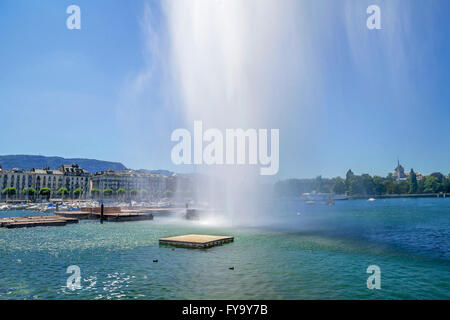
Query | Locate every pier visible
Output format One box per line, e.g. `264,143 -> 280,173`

159,234 -> 234,248
0,206 -> 169,230
0,215 -> 78,229
55,206 -> 154,222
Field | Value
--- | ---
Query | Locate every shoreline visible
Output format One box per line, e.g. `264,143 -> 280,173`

348,193 -> 449,200
2,192 -> 450,204
278,193 -> 450,201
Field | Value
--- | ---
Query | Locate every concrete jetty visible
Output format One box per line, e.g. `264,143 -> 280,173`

0,215 -> 78,229
159,234 -> 234,248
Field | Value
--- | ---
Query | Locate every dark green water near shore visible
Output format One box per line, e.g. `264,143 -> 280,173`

0,198 -> 449,299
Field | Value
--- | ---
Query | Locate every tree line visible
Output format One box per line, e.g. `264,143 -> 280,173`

1,186 -> 174,201
274,169 -> 450,197
1,187 -> 83,200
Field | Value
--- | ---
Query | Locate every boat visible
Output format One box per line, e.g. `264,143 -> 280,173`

368,198 -> 376,202
0,204 -> 11,211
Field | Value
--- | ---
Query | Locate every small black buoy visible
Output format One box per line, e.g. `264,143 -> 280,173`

171,248 -> 175,251
153,259 -> 158,263
229,267 -> 234,270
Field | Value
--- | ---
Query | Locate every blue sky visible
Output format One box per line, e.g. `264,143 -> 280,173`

0,0 -> 449,179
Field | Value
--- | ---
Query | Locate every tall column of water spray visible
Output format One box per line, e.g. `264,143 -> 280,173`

162,0 -> 309,226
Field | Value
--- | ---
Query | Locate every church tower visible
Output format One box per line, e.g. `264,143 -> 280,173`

394,158 -> 406,181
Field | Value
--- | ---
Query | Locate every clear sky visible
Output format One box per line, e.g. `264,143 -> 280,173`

0,0 -> 449,179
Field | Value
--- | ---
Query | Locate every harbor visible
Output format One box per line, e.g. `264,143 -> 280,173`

0,202 -> 208,228
0,206 -> 179,227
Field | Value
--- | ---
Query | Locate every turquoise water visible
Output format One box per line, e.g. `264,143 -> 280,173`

0,198 -> 448,299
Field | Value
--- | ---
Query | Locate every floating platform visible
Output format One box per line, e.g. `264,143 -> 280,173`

0,215 -> 78,229
99,212 -> 154,222
54,211 -> 91,219
55,206 -> 155,222
122,207 -> 182,217
159,234 -> 234,248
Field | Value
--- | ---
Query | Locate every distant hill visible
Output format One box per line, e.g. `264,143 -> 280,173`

0,155 -> 127,173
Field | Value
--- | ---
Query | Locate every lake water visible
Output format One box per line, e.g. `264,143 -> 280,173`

0,198 -> 449,299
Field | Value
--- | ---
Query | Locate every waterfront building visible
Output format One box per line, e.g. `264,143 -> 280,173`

0,167 -> 62,199
0,163 -> 89,200
90,170 -> 174,200
1,161 -> 190,202
31,167 -> 64,197
59,164 -> 90,197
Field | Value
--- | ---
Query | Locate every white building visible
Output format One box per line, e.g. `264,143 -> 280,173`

0,163 -> 89,200
90,170 -> 174,200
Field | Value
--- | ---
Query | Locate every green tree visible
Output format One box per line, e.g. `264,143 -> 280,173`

443,176 -> 450,193
139,189 -> 149,200
332,177 -> 346,194
345,169 -> 354,192
430,172 -> 444,183
398,181 -> 409,194
2,187 -> 17,197
57,187 -> 69,199
117,188 -> 126,201
429,172 -> 445,192
73,188 -> 83,199
372,176 -> 386,195
349,175 -> 366,196
361,174 -> 375,195
130,189 -> 138,199
423,176 -> 439,193
103,188 -> 114,197
383,180 -> 397,194
39,187 -> 52,201
417,178 -> 425,193
408,169 -> 418,194
314,176 -> 323,193
22,187 -> 36,197
91,188 -> 100,199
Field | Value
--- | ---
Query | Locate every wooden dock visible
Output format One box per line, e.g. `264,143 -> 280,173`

55,207 -> 154,222
93,212 -> 154,222
0,206 -> 158,229
122,207 -> 182,217
53,211 -> 91,219
159,234 -> 234,248
0,215 -> 78,229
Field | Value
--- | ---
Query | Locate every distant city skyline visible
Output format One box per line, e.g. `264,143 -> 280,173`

1,1 -> 449,179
